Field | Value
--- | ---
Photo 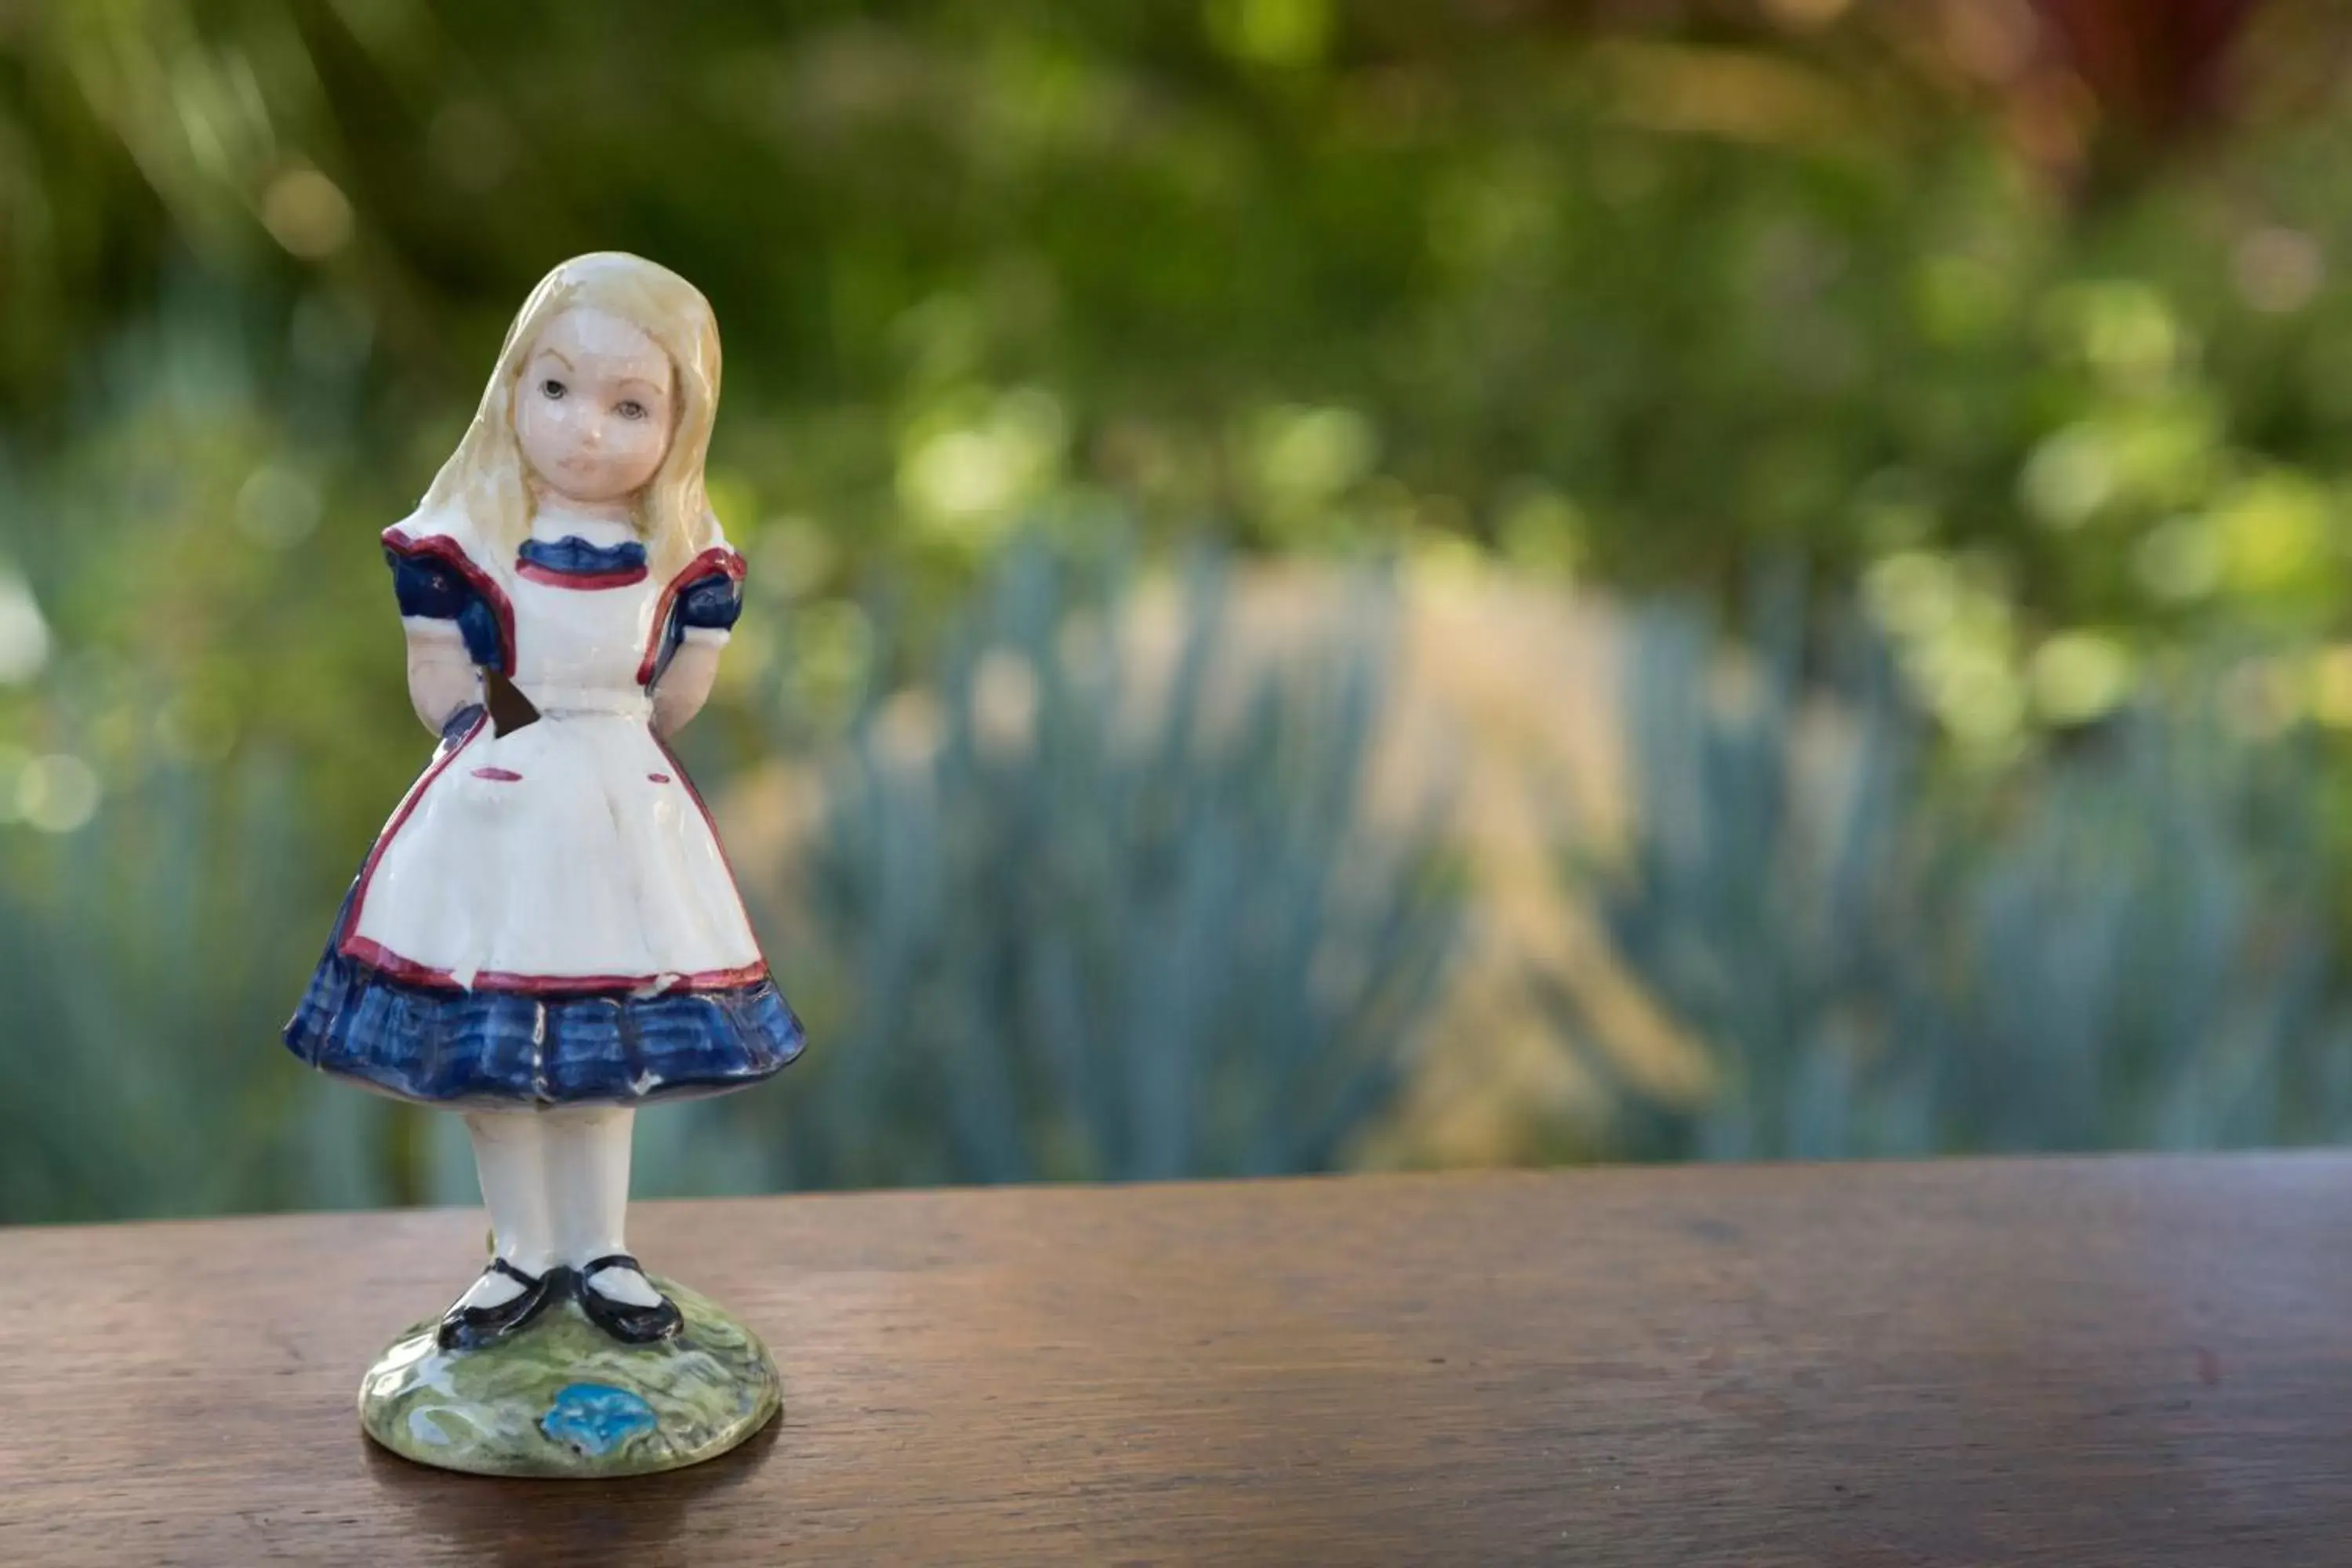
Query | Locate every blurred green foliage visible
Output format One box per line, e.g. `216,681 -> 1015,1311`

11,2 -> 2352,1218
12,3 -> 2352,816
0,753 -> 398,1218
1555,585 -> 2352,1160
676,538 -> 1464,1192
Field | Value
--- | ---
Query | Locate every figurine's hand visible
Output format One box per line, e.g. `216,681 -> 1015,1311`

652,638 -> 722,739
405,622 -> 483,736
438,702 -> 486,746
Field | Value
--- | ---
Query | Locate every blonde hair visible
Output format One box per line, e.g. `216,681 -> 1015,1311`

401,252 -> 724,582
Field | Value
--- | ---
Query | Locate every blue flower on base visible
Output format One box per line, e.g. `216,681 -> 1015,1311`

540,1381 -> 659,1457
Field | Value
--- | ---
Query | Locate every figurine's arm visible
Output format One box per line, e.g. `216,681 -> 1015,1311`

651,568 -> 743,739
652,635 -> 721,739
385,540 -> 496,735
405,620 -> 483,735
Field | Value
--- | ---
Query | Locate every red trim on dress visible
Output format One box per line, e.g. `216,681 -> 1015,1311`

656,731 -> 768,967
339,934 -> 770,996
636,546 -> 746,687
516,558 -> 648,590
382,526 -> 517,674
339,709 -> 488,957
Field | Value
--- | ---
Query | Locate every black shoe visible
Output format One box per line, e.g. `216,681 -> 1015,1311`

575,1254 -> 684,1345
436,1258 -> 566,1352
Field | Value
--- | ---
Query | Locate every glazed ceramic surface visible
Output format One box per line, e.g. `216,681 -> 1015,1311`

361,1276 -> 781,1479
278,252 -> 801,1478
349,512 -> 762,991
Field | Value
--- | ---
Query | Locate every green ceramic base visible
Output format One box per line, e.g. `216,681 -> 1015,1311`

358,1276 -> 780,1478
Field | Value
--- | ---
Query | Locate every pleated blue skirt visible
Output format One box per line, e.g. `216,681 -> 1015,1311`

284,887 -> 806,1106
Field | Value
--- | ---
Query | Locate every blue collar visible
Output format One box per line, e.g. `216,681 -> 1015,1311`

517,535 -> 649,579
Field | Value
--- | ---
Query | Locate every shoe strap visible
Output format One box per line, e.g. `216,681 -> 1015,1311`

487,1256 -> 543,1287
579,1253 -> 644,1279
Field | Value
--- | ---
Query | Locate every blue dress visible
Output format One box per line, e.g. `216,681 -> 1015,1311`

284,519 -> 806,1106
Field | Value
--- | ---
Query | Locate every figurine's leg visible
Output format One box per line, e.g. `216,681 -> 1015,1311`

452,1108 -> 555,1309
543,1105 -> 663,1307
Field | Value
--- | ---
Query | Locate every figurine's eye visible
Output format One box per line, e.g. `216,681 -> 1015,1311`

540,378 -> 566,401
616,398 -> 648,422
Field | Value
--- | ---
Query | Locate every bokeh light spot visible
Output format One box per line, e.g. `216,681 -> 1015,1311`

2133,514 -> 2223,603
261,166 -> 355,259
234,465 -> 322,547
1204,0 -> 1332,68
2020,425 -> 2114,528
2028,632 -> 2132,724
2233,227 -> 2325,316
17,753 -> 100,834
0,572 -> 50,684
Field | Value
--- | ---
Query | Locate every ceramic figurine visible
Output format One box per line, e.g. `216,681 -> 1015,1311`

283,252 -> 805,1477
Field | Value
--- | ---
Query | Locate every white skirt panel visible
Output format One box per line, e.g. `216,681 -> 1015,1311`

343,713 -> 764,992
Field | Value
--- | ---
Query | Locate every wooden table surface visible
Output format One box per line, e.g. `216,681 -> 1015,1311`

2,1154 -> 2347,1566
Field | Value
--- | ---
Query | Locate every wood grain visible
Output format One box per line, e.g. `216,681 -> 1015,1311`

2,1155 -> 2347,1566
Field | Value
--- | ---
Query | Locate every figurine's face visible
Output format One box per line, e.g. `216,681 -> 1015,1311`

512,307 -> 676,506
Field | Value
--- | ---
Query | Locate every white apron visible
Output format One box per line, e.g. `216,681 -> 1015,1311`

340,520 -> 764,995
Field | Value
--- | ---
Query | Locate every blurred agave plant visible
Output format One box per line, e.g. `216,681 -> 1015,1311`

0,755 -> 405,1221
1548,583 -> 2352,1161
662,537 -> 1465,1191
1910,704 -> 2352,1152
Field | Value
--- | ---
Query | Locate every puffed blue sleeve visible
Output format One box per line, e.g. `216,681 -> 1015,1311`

644,558 -> 747,688
388,549 -> 472,619
383,541 -> 506,670
675,572 -> 744,637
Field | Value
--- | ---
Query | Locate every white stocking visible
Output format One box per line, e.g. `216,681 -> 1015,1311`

543,1105 -> 660,1306
458,1109 -> 554,1307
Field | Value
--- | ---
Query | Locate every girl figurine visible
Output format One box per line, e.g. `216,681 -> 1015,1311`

285,252 -> 803,1476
